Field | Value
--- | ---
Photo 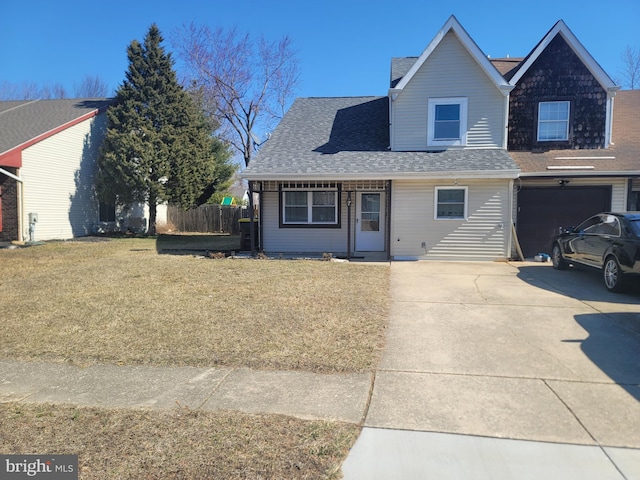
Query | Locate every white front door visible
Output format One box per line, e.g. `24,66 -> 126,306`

356,192 -> 385,251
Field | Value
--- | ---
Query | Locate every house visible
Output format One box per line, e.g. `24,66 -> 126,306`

243,16 -> 638,260
243,16 -> 520,260
494,21 -> 637,258
0,98 -> 168,243
0,99 -> 112,242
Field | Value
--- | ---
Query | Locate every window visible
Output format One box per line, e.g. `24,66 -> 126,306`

428,98 -> 467,146
538,101 -> 570,141
99,202 -> 116,222
282,190 -> 339,226
435,187 -> 467,220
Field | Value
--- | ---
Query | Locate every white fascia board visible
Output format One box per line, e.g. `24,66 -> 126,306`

518,171 -> 636,178
393,15 -> 512,97
509,20 -> 620,92
244,170 -> 521,182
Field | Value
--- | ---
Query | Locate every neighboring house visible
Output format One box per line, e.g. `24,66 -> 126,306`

494,21 -> 637,258
0,99 -> 112,242
0,99 -> 168,243
243,16 -> 638,260
243,16 -> 520,260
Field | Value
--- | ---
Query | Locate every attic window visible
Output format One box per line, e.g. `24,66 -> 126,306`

538,101 -> 570,141
428,98 -> 468,147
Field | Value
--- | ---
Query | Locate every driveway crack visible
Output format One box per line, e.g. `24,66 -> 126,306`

474,275 -> 489,303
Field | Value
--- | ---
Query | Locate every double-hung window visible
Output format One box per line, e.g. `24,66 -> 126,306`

537,101 -> 570,141
435,187 -> 467,220
282,190 -> 339,226
428,97 -> 468,147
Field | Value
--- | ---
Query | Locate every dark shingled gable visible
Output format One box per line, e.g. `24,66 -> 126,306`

244,96 -> 519,179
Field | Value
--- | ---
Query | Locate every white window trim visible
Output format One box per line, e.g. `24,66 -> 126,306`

434,186 -> 468,220
427,97 -> 468,147
537,101 -> 570,142
282,190 -> 338,225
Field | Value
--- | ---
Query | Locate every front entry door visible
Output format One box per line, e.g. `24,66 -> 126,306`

356,192 -> 385,251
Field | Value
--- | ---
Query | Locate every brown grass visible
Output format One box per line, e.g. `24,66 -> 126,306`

0,237 -> 389,479
0,237 -> 389,373
0,403 -> 360,479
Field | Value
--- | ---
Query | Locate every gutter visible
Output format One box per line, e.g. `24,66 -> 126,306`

518,171 -> 640,178
242,170 -> 521,182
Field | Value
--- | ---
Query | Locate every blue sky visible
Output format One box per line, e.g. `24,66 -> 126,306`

2,0 -> 639,99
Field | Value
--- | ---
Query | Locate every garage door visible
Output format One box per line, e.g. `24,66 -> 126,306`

516,186 -> 611,258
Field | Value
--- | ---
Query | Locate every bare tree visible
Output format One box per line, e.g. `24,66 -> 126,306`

40,83 -> 67,99
619,45 -> 640,89
172,24 -> 300,167
75,74 -> 110,98
0,81 -> 41,100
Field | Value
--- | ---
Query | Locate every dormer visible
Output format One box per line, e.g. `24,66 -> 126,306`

388,16 -> 513,152
507,20 -> 620,151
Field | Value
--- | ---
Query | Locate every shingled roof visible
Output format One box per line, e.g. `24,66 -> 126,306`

243,96 -> 519,180
0,99 -> 112,166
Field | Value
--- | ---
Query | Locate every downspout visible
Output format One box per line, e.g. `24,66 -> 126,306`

248,181 -> 256,256
508,179 -> 514,260
346,191 -> 352,261
386,181 -> 392,261
605,93 -> 615,148
0,167 -> 24,242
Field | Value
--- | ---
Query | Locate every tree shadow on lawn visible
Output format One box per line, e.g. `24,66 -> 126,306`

156,233 -> 242,255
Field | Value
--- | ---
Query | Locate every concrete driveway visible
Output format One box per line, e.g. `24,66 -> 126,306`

343,261 -> 640,479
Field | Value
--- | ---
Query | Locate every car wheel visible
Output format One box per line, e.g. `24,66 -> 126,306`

603,256 -> 625,292
552,243 -> 567,270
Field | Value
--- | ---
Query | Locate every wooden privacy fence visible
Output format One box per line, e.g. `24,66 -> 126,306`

168,205 -> 247,234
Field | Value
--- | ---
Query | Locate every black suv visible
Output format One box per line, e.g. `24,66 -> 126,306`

551,212 -> 640,292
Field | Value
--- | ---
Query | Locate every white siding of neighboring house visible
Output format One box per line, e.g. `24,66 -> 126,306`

391,31 -> 506,151
20,113 -> 107,241
391,179 -> 513,260
261,191 -> 349,254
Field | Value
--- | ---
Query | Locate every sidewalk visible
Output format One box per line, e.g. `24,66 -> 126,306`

342,261 -> 640,479
0,360 -> 371,424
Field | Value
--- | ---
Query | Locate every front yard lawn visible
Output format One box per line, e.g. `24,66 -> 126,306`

0,237 -> 389,479
0,237 -> 389,373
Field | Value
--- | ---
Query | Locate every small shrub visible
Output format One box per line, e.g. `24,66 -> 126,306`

322,252 -> 333,261
208,251 -> 227,259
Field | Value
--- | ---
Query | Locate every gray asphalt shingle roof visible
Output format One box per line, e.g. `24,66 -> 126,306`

244,96 -> 520,180
0,98 -> 112,155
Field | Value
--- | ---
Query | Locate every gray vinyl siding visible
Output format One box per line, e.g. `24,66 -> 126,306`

391,31 -> 506,151
20,113 -> 106,240
261,191 -> 349,254
391,179 -> 512,260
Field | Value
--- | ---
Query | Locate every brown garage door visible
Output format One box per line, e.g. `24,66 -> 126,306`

516,186 -> 611,258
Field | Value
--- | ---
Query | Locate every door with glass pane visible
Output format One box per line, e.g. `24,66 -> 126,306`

356,192 -> 385,251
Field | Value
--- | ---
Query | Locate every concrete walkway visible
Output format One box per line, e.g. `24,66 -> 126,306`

342,261 -> 640,479
0,361 -> 371,424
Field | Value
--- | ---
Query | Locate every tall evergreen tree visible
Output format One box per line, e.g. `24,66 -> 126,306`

97,24 -> 233,234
